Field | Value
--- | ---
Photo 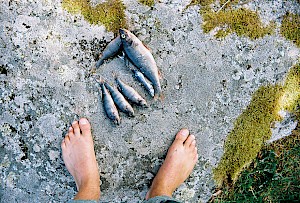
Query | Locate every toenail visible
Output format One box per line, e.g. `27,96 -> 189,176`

69,127 -> 73,131
180,128 -> 189,136
72,121 -> 77,125
79,118 -> 89,125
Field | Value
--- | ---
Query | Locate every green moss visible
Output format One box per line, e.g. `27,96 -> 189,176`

214,64 -> 300,187
189,0 -> 214,7
280,13 -> 300,47
62,0 -> 126,33
139,0 -> 155,7
279,63 -> 300,112
202,8 -> 275,39
187,1 -> 275,39
215,129 -> 300,202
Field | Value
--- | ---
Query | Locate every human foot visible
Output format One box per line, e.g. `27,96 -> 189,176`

146,129 -> 198,199
61,118 -> 100,200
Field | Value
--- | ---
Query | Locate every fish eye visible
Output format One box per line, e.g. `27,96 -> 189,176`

121,34 -> 126,38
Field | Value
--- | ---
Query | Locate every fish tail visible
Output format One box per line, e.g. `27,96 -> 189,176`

94,75 -> 105,85
95,58 -> 104,68
153,85 -> 164,101
112,71 -> 118,79
115,117 -> 121,125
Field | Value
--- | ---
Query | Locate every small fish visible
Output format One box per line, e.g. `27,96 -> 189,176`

96,36 -> 122,68
124,55 -> 155,97
113,73 -> 148,107
98,78 -> 121,125
119,28 -> 162,98
104,82 -> 135,117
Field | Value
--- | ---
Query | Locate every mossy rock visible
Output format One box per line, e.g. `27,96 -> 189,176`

280,12 -> 300,48
62,0 -> 126,33
202,8 -> 275,39
214,63 -> 300,187
139,0 -> 155,7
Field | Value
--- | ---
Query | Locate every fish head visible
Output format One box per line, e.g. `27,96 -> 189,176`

119,28 -> 133,46
139,100 -> 148,108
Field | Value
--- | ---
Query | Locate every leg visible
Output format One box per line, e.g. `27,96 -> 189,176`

61,118 -> 100,200
146,129 -> 198,199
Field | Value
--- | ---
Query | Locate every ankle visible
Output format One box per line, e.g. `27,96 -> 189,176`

147,185 -> 173,199
75,181 -> 100,200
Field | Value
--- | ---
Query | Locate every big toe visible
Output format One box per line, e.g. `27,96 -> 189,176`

79,118 -> 91,137
174,128 -> 189,144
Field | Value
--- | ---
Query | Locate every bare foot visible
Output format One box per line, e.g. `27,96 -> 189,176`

61,118 -> 100,200
146,129 -> 198,199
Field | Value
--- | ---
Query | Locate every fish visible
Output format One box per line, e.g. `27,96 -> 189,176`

95,36 -> 122,68
119,28 -> 162,98
124,56 -> 155,97
104,82 -> 135,117
98,78 -> 121,125
113,72 -> 148,107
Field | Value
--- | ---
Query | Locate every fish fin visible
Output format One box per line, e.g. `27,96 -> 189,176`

158,69 -> 163,79
94,75 -> 105,84
115,118 -> 121,125
89,67 -> 97,75
95,58 -> 104,68
154,92 -> 165,101
124,56 -> 131,69
143,43 -> 151,51
117,51 -> 125,60
112,71 -> 118,79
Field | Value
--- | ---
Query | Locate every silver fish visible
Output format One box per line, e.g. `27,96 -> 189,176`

119,28 -> 162,98
98,78 -> 120,125
124,56 -> 155,97
113,73 -> 148,107
104,82 -> 135,117
96,36 -> 122,68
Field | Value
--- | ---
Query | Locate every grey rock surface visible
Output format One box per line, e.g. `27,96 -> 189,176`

0,0 -> 299,202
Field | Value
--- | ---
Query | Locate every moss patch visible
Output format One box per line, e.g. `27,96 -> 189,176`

187,1 -> 275,39
139,0 -> 155,7
62,0 -> 126,33
280,12 -> 300,47
202,8 -> 275,39
279,63 -> 300,112
214,128 -> 300,202
214,64 -> 300,187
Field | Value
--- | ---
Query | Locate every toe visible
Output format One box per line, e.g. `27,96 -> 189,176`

184,134 -> 195,147
72,121 -> 80,136
61,139 -> 66,149
64,134 -> 70,145
190,139 -> 196,148
194,153 -> 199,162
68,126 -> 73,133
174,128 -> 189,143
68,127 -> 75,139
79,118 -> 91,137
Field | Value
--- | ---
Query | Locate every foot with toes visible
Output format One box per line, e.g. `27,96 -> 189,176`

61,118 -> 100,200
61,119 -> 197,201
146,128 -> 198,199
